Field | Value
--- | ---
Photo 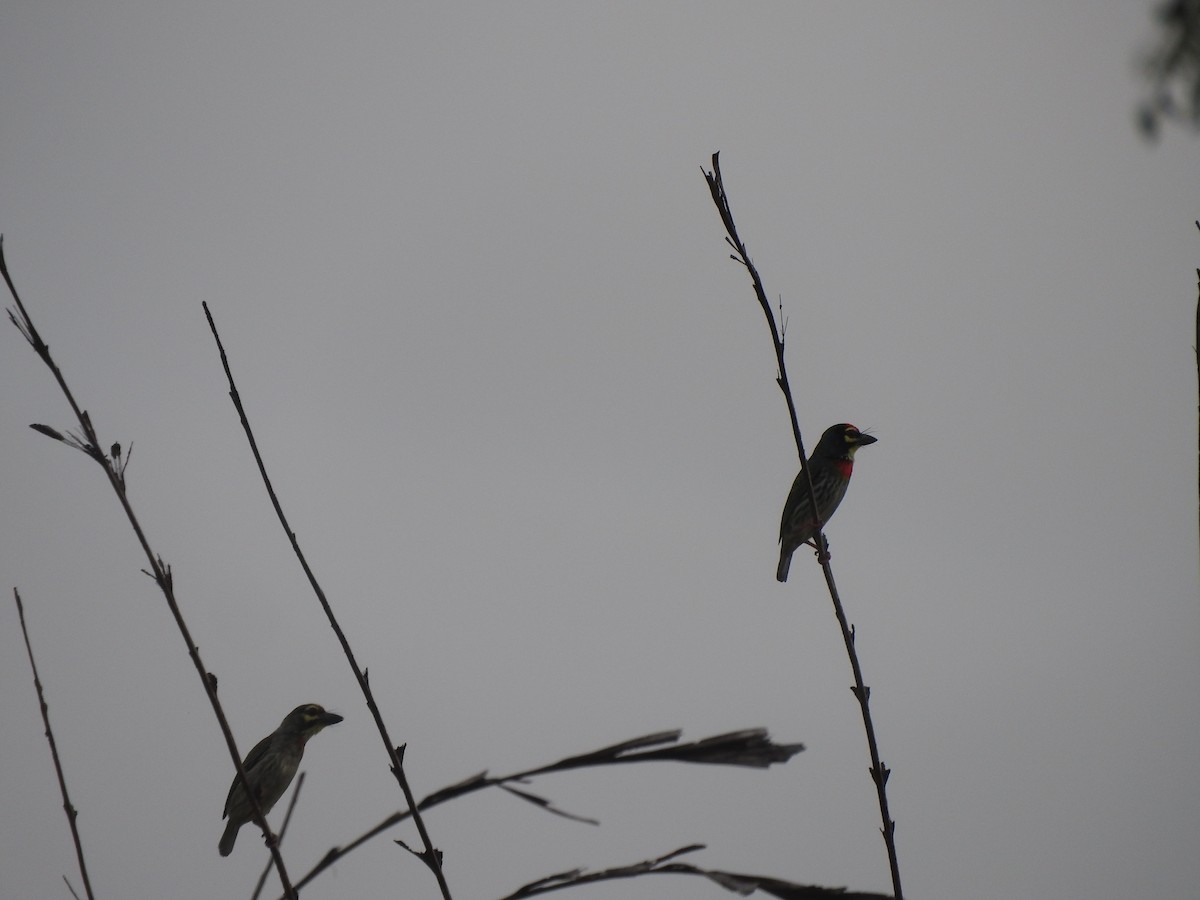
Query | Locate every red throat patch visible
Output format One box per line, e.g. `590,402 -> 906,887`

833,459 -> 854,479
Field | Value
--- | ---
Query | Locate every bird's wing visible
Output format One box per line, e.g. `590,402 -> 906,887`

222,732 -> 274,817
779,471 -> 806,541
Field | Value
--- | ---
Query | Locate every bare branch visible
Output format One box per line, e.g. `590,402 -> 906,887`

203,302 -> 452,900
1,242 -> 298,898
497,844 -> 894,900
702,155 -> 903,898
13,589 -> 96,900
251,772 -> 306,900
289,727 -> 803,894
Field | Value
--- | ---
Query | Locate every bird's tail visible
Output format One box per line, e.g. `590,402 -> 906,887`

218,820 -> 239,857
776,546 -> 793,582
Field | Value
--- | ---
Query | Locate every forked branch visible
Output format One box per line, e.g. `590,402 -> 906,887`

288,728 -> 804,894
2,239 -> 298,899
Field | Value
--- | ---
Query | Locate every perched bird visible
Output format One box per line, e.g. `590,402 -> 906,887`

219,703 -> 343,857
777,423 -> 877,582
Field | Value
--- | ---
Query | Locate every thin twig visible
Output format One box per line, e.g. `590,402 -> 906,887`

13,588 -> 96,900
701,155 -> 903,899
251,773 -> 306,900
700,156 -> 809,466
1,239 -> 298,898
203,302 -> 453,900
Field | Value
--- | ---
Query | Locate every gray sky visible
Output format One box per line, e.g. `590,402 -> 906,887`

2,3 -> 1197,899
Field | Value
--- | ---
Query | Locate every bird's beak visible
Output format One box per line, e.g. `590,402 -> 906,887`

855,433 -> 878,446
321,711 -> 345,727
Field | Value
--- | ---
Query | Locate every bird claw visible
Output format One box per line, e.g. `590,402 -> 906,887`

805,537 -> 831,564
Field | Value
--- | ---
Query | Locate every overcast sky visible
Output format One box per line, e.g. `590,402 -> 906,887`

2,4 -> 1197,900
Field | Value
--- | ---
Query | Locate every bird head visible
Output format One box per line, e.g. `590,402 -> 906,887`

813,423 -> 877,460
279,703 -> 344,738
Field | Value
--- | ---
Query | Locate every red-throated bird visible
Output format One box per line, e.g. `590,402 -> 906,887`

219,703 -> 343,857
776,424 -> 877,582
